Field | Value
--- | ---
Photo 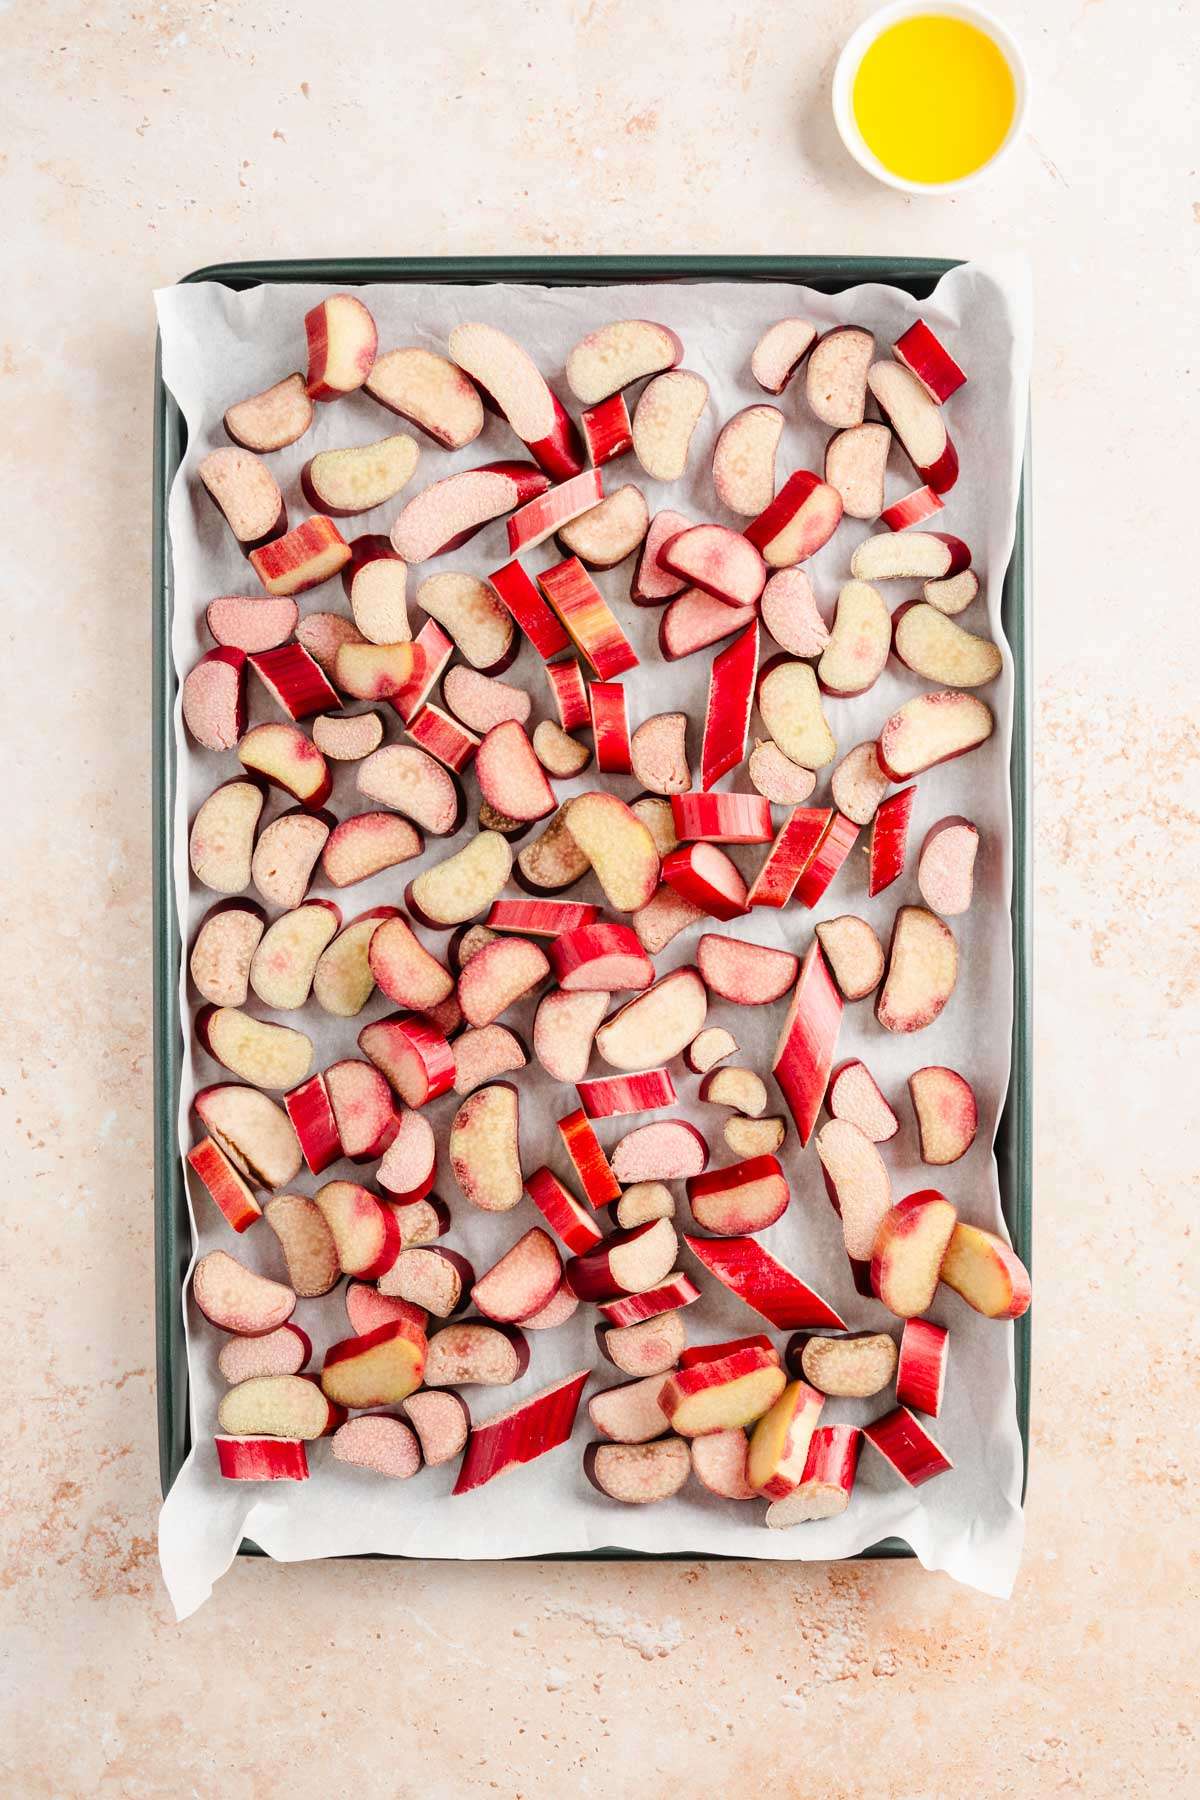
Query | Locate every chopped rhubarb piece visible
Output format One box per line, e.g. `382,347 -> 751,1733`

457,935 -> 549,1028
686,1155 -> 790,1235
881,485 -> 944,532
576,1069 -> 677,1119
390,462 -> 549,561
632,369 -> 709,480
417,569 -> 516,675
182,647 -> 247,751
598,1272 -> 701,1328
557,485 -> 648,569
406,703 -> 480,773
565,1218 -> 679,1302
448,322 -> 585,479
896,1318 -> 949,1416
700,621 -> 759,791
186,1137 -> 262,1233
358,1011 -> 455,1107
744,470 -> 843,568
472,1227 -> 563,1323
215,1436 -> 310,1482
632,508 -> 692,604
671,792 -> 772,846
794,814 -> 859,908
868,786 -> 917,898
595,966 -> 708,1071
892,319 -> 967,403
712,405 -> 784,516
826,1058 -> 898,1142
876,692 -> 994,781
610,1120 -> 708,1184
908,1064 -> 978,1164
751,317 -> 817,393
557,1107 -> 621,1207
696,935 -> 798,1006
917,817 -> 980,916
443,665 -> 530,736
525,1167 -> 606,1254
488,559 -> 571,660
632,885 -> 702,956
538,556 -> 638,679
660,524 -> 767,608
423,1321 -> 529,1388
746,807 -> 834,909
564,791 -> 661,912
862,1406 -> 954,1486
507,468 -> 605,554
364,345 -> 484,448
824,422 -> 891,520
659,589 -> 756,660
684,1234 -> 847,1331
661,843 -> 748,921
487,898 -> 598,939
283,1072 -> 343,1175
588,681 -> 633,774
452,1369 -> 590,1494
403,1390 -> 470,1465
549,921 -> 654,992
765,1423 -> 861,1525
544,657 -> 590,732
814,916 -> 885,1003
771,941 -> 842,1147
629,712 -> 690,796
581,392 -> 634,465
566,320 -> 684,403
533,987 -> 607,1082
685,1026 -> 738,1074
390,618 -> 454,725
249,516 -> 350,597
866,363 -> 959,493
206,592 -> 299,654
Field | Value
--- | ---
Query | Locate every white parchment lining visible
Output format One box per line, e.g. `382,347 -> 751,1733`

155,262 -> 1032,1620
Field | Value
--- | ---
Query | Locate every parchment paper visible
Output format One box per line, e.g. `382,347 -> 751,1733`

155,261 -> 1032,1620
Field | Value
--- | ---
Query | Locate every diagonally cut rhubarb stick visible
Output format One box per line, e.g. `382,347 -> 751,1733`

557,1107 -> 621,1207
794,813 -> 860,909
597,1273 -> 701,1327
576,1069 -> 677,1119
684,1234 -> 847,1330
862,1406 -> 954,1486
390,618 -> 453,726
868,786 -> 916,897
538,557 -> 639,679
507,469 -> 605,555
771,941 -> 842,1146
488,559 -> 572,661
896,1318 -> 949,1416
671,793 -> 773,845
452,1368 -> 590,1494
746,807 -> 834,909
701,621 -> 759,791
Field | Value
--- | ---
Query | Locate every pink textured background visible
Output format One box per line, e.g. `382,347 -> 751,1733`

3,2 -> 1195,1792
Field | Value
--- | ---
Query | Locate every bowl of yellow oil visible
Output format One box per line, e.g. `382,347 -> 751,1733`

832,2 -> 1027,194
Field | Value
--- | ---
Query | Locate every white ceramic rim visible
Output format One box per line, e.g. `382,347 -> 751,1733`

832,0 -> 1030,196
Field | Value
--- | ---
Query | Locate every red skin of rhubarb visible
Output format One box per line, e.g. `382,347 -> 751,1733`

214,1437 -> 310,1481
507,468 -> 605,554
746,807 -> 834,909
581,393 -> 633,466
576,1069 -> 677,1119
672,792 -> 773,846
452,1369 -> 589,1494
794,813 -> 860,908
549,921 -> 651,989
701,621 -> 758,791
868,786 -> 916,898
248,643 -> 340,721
358,1011 -> 455,1106
798,1422 -> 861,1497
896,1318 -> 949,1417
863,1406 -> 953,1486
880,486 -> 943,532
487,899 -> 598,937
186,1138 -> 262,1232
489,559 -> 572,661
892,320 -> 967,404
678,1333 -> 778,1369
597,1274 -> 702,1327
557,1108 -> 621,1207
525,1166 -> 605,1254
406,702 -> 480,773
537,557 -> 639,679
684,1234 -> 847,1330
545,657 -> 590,732
284,1073 -> 343,1175
389,619 -> 454,726
589,681 -> 633,774
771,941 -> 842,1147
661,844 -> 748,921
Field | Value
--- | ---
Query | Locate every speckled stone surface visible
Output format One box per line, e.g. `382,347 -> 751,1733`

3,2 -> 1197,1793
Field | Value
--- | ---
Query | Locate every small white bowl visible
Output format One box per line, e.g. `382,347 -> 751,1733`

832,0 -> 1029,196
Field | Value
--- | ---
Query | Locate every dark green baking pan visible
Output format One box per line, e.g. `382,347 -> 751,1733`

154,256 -> 1031,1562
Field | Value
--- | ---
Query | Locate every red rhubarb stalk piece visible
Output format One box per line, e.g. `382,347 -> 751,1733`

684,1234 -> 847,1330
390,619 -> 454,725
358,1011 -> 455,1107
549,921 -> 654,992
700,621 -> 759,791
489,559 -> 572,660
589,681 -> 633,773
283,1073 -> 343,1175
248,643 -> 340,721
896,1318 -> 949,1417
891,320 -> 967,404
868,786 -> 916,897
862,1405 -> 954,1486
771,941 -> 842,1147
486,898 -> 598,938
214,1436 -> 310,1481
581,392 -> 633,465
880,485 -> 944,532
406,702 -> 480,773
576,1069 -> 677,1119
544,657 -> 590,732
671,792 -> 773,845
537,556 -> 639,679
186,1137 -> 263,1233
525,1167 -> 606,1254
507,468 -> 605,554
597,1273 -> 702,1327
746,807 -> 834,909
661,843 -> 748,921
794,813 -> 860,908
452,1369 -> 590,1494
557,1107 -> 621,1207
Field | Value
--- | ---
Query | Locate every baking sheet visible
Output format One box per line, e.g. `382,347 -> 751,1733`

155,261 -> 1032,1619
